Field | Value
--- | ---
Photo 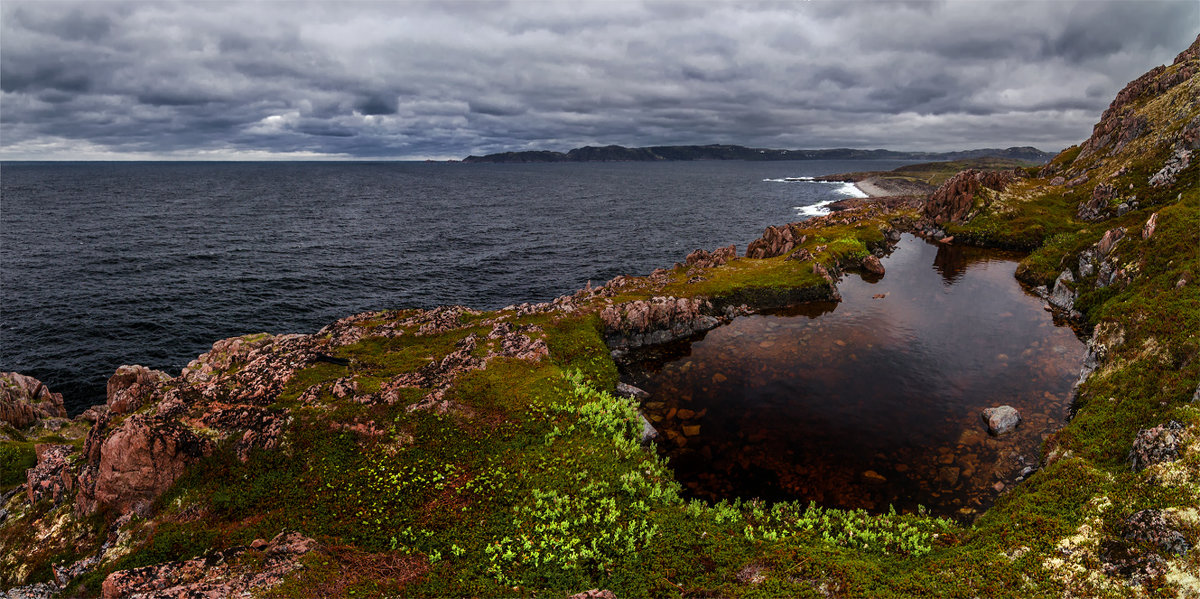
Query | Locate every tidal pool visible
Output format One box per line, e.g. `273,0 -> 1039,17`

629,234 -> 1086,518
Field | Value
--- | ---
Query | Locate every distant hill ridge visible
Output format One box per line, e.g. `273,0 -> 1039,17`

462,144 -> 1054,164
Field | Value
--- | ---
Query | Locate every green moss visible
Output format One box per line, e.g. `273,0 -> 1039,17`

0,441 -> 36,490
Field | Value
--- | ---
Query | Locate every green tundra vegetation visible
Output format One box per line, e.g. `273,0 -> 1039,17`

2,40 -> 1198,599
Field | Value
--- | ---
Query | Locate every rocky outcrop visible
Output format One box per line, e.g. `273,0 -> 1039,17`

1046,270 -> 1077,313
1,372 -> 67,429
686,244 -> 736,268
600,297 -> 719,349
1079,35 -> 1199,162
1148,147 -> 1192,188
981,406 -> 1021,435
76,414 -> 213,517
101,531 -> 318,599
25,444 -> 75,505
1142,212 -> 1159,239
923,169 -> 1016,224
106,365 -> 170,414
1103,509 -> 1192,586
1077,181 -> 1117,221
745,225 -> 805,259
1128,421 -> 1185,472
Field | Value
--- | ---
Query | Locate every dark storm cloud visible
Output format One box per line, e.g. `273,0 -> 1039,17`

0,0 -> 1196,159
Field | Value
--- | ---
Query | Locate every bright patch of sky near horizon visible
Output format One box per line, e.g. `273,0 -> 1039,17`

1,1 -> 1195,160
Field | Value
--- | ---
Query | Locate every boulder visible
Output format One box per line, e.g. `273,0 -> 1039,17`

0,372 -> 67,429
1047,270 -> 1077,312
638,413 -> 658,445
106,365 -> 170,414
981,406 -> 1021,435
1142,212 -> 1159,240
76,414 -> 213,517
861,255 -> 885,275
1128,421 -> 1185,472
616,382 -> 650,399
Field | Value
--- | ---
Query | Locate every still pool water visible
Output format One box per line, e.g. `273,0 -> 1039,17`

630,234 -> 1086,518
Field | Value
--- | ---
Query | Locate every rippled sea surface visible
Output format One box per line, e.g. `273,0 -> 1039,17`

1,160 -> 907,412
633,235 -> 1085,517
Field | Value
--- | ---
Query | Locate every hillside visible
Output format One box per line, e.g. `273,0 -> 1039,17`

2,36 -> 1197,599
462,144 -> 1053,164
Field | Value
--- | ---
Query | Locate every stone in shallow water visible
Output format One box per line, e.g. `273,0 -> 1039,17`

861,470 -> 887,484
982,405 -> 1021,435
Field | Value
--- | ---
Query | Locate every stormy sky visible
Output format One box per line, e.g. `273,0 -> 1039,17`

1,1 -> 1195,160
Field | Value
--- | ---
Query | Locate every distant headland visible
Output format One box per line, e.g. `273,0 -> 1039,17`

462,144 -> 1054,163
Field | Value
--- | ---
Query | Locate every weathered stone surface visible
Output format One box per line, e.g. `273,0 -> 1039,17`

981,406 -> 1021,435
76,414 -> 213,517
1096,227 -> 1126,257
1079,36 -> 1198,161
600,296 -> 719,350
616,382 -> 650,399
861,255 -> 885,275
1047,270 -> 1076,312
1141,212 -> 1159,240
101,531 -> 318,599
1124,510 -> 1190,555
1128,421 -> 1185,472
1149,147 -> 1192,188
746,224 -> 805,259
1077,182 -> 1116,221
568,590 -> 617,599
638,413 -> 658,444
923,169 -> 1015,224
686,244 -> 737,268
1,372 -> 67,429
25,444 -> 76,505
106,365 -> 170,414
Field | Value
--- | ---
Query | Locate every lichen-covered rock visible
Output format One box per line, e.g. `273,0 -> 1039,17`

1,372 -> 67,429
106,365 -> 170,414
1078,182 -> 1117,221
76,414 -> 213,517
981,405 -> 1021,435
568,590 -> 617,599
1128,421 -> 1185,472
1123,510 -> 1190,555
25,444 -> 76,505
923,169 -> 1014,224
100,531 -> 318,599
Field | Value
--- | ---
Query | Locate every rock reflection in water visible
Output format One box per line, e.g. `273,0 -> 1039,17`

631,235 -> 1085,518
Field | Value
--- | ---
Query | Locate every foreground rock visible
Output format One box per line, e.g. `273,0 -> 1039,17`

981,406 -> 1021,435
76,414 -> 213,517
1128,421 -> 1185,472
1,372 -> 67,429
106,365 -> 171,414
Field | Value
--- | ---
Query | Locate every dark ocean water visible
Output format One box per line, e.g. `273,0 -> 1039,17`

1,160 -> 911,413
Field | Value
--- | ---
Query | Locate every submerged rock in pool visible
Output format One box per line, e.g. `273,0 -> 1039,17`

982,406 -> 1022,435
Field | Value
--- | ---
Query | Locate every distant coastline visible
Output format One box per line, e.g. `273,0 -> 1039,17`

462,143 -> 1053,164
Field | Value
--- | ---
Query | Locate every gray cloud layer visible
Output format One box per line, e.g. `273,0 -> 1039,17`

1,1 -> 1195,159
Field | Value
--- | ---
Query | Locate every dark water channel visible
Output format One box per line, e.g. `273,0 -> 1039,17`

629,234 -> 1085,518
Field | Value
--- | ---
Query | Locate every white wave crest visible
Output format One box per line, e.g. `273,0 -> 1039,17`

834,182 -> 868,198
794,200 -> 835,218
